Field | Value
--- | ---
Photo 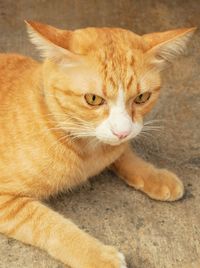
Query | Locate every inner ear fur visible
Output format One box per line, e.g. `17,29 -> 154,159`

25,20 -> 80,63
142,27 -> 197,67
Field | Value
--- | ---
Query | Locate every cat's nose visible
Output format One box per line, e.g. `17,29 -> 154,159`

112,130 -> 130,139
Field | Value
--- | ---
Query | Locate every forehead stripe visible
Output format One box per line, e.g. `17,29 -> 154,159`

136,83 -> 141,94
127,76 -> 133,91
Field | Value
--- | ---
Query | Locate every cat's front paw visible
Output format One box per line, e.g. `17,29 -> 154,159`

143,168 -> 184,201
89,245 -> 127,268
100,247 -> 127,268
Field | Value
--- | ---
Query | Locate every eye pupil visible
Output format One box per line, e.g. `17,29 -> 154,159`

85,94 -> 105,106
134,92 -> 151,104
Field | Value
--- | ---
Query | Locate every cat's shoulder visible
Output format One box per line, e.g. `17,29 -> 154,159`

0,53 -> 39,70
0,53 -> 40,95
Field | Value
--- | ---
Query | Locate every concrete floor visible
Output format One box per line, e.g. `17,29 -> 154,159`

0,0 -> 200,267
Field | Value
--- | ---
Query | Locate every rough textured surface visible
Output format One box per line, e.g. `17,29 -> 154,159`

0,1 -> 199,267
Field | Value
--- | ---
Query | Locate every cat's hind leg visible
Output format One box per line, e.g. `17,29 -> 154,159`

112,145 -> 184,201
0,194 -> 127,268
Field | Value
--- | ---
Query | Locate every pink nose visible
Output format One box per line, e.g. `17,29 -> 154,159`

112,130 -> 130,139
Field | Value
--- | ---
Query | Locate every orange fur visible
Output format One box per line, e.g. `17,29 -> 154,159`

0,22 -> 196,268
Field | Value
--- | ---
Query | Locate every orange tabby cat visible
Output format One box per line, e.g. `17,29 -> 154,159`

0,21 -> 196,268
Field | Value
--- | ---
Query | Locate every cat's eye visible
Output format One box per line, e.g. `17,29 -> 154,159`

134,92 -> 151,104
84,94 -> 105,106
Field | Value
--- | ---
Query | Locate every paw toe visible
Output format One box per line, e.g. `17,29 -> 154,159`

170,179 -> 184,201
118,252 -> 127,268
162,186 -> 171,200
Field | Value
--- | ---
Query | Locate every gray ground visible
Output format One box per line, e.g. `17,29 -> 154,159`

0,0 -> 199,267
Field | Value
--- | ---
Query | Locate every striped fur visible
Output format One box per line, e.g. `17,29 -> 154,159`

0,23 -> 195,268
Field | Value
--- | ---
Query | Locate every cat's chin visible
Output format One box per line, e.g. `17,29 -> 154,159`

100,139 -> 126,146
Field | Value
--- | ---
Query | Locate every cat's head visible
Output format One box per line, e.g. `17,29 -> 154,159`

26,21 -> 196,146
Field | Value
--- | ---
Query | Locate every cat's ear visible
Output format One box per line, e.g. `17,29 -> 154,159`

25,20 -> 80,65
143,27 -> 197,68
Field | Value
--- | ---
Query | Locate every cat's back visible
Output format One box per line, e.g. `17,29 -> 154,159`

0,53 -> 38,73
0,53 -> 39,98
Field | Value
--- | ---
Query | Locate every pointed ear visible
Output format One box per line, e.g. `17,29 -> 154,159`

143,27 -> 197,68
25,20 -> 79,64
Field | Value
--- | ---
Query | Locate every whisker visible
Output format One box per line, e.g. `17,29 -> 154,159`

140,132 -> 155,138
143,126 -> 164,131
144,119 -> 165,126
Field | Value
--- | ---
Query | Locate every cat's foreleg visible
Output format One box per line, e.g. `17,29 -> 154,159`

0,194 -> 127,268
112,145 -> 184,201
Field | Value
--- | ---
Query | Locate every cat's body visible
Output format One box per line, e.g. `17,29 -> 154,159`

0,22 -> 196,268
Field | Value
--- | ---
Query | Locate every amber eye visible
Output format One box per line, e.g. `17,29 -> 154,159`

134,92 -> 151,104
84,94 -> 105,106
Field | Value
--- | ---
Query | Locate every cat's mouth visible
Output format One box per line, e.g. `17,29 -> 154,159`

97,131 -> 142,146
95,122 -> 143,146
